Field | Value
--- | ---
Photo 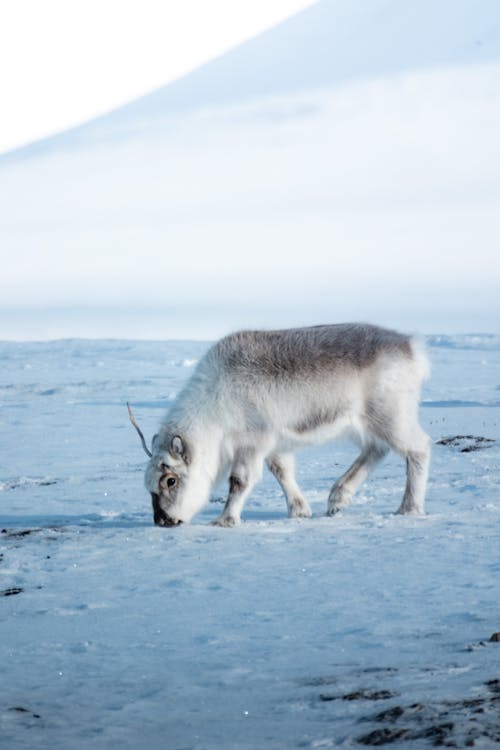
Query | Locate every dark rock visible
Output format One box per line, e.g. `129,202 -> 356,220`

320,689 -> 396,702
420,722 -> 454,744
358,727 -> 412,745
373,706 -> 405,723
485,679 -> 500,694
1,587 -> 24,597
436,435 -> 495,452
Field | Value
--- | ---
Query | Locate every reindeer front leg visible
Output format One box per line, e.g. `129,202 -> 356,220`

267,452 -> 312,518
212,450 -> 263,527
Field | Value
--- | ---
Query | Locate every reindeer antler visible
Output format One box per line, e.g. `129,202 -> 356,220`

127,402 -> 152,457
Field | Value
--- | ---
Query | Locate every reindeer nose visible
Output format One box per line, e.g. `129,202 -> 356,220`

154,509 -> 168,526
155,512 -> 182,527
151,494 -> 182,527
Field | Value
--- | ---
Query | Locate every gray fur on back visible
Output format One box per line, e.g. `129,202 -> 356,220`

211,323 -> 412,379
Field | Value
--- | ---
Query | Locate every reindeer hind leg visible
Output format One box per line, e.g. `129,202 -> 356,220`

327,443 -> 388,515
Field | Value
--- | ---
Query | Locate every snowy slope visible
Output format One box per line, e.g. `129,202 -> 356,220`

1,336 -> 499,748
1,62 -> 499,340
4,0 -> 500,158
120,0 -> 500,112
0,0 -> 499,339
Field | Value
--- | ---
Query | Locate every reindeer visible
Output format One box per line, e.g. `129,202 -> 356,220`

128,323 -> 430,527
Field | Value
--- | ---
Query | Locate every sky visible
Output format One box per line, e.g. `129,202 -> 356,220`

0,0 -> 315,155
0,0 -> 499,340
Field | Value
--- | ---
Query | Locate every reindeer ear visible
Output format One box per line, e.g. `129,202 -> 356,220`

170,435 -> 185,459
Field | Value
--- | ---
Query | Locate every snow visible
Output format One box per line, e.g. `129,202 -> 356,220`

1,60 -> 499,339
1,1 -> 500,339
1,2 -> 500,743
7,0 -> 500,141
1,336 -> 499,748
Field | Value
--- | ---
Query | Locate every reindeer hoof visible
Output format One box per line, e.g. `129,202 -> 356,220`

395,505 -> 424,516
326,503 -> 347,516
289,500 -> 312,518
211,515 -> 239,527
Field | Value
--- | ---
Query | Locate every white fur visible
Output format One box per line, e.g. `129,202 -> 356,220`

144,324 -> 430,526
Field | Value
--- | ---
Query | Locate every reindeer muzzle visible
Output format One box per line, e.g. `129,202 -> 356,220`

151,493 -> 182,527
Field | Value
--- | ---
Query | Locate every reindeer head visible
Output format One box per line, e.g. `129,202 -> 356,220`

127,403 -> 191,526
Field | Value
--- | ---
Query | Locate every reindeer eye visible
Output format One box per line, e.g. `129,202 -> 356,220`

166,477 -> 177,488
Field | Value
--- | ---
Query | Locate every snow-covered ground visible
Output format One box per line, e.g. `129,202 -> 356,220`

1,335 -> 499,748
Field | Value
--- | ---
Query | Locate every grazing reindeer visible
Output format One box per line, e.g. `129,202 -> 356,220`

129,324 -> 430,527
